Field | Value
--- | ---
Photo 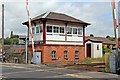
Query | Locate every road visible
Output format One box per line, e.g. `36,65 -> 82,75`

0,63 -> 119,80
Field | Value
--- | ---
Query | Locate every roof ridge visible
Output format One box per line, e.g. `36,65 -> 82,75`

42,12 -> 50,18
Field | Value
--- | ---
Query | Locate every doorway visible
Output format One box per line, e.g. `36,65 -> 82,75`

32,52 -> 42,64
86,44 -> 91,57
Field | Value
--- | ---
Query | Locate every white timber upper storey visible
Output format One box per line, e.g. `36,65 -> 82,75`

22,12 -> 90,45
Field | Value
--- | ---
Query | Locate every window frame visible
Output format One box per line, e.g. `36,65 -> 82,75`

47,26 -> 52,33
32,27 -> 35,34
39,25 -> 43,33
73,28 -> 78,34
64,51 -> 68,59
53,26 -> 59,33
67,27 -> 72,34
78,28 -> 82,35
51,51 -> 56,60
36,26 -> 39,34
60,27 -> 64,34
75,51 -> 79,59
97,44 -> 99,50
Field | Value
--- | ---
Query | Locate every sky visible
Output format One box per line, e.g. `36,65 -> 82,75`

0,0 -> 120,38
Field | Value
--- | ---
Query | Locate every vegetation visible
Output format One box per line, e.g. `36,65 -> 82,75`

79,56 -> 105,64
102,46 -> 111,55
4,31 -> 19,45
90,34 -> 94,37
105,35 -> 115,41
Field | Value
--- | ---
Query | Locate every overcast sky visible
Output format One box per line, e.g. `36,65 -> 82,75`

0,0 -> 120,38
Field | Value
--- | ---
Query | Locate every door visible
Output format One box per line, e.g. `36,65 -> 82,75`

32,52 -> 41,64
86,44 -> 91,57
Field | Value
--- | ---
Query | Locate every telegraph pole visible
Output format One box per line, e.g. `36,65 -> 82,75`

2,4 -> 4,62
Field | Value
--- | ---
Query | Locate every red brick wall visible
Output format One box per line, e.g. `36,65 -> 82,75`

43,45 -> 85,64
28,45 -> 85,64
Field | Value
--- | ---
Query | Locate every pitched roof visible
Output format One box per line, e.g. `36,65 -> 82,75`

22,12 -> 90,25
85,36 -> 116,44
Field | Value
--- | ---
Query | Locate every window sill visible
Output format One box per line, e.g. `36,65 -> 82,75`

52,58 -> 56,60
64,58 -> 68,60
75,58 -> 79,59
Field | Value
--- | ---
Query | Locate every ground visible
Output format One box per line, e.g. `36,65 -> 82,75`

0,63 -> 119,80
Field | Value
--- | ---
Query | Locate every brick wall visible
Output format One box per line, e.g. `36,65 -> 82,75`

43,45 -> 85,65
28,45 -> 85,64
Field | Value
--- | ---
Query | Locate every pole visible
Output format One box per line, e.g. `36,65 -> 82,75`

26,0 -> 35,63
111,0 -> 119,73
25,36 -> 28,64
2,4 -> 4,62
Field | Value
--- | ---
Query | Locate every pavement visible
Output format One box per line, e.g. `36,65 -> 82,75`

0,63 -> 119,79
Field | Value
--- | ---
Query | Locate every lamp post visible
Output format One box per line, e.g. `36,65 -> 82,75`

2,4 -> 4,62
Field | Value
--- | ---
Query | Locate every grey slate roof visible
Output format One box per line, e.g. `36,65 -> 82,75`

85,36 -> 116,45
22,12 -> 90,25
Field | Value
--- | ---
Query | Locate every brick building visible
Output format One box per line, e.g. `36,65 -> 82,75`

22,12 -> 90,64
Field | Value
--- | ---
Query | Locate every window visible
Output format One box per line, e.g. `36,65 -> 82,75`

78,28 -> 82,35
53,26 -> 59,33
73,28 -> 77,34
47,26 -> 52,32
67,27 -> 72,34
75,51 -> 79,59
64,51 -> 68,59
36,27 -> 39,33
39,26 -> 43,33
51,51 -> 56,59
32,27 -> 35,34
97,44 -> 99,50
60,27 -> 64,33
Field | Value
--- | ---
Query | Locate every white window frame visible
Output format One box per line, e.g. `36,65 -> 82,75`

47,25 -> 52,33
75,51 -> 79,59
51,51 -> 56,59
64,51 -> 68,59
32,27 -> 35,34
78,28 -> 82,36
97,44 -> 99,50
39,24 -> 43,33
36,25 -> 39,34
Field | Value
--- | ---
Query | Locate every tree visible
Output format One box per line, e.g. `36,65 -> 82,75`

4,37 -> 11,44
106,35 -> 110,38
10,31 -> 14,38
90,34 -> 94,37
4,31 -> 19,45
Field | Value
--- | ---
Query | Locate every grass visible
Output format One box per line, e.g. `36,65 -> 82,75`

80,55 -> 105,64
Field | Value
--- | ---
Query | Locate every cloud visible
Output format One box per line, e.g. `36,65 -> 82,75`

0,1 -> 117,38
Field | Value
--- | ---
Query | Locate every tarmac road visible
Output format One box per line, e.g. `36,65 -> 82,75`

0,63 -> 119,80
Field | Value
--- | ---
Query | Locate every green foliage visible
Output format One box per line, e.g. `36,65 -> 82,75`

102,45 -> 111,55
79,57 -> 105,64
118,38 -> 120,41
4,31 -> 19,45
90,34 -> 94,37
106,35 -> 110,38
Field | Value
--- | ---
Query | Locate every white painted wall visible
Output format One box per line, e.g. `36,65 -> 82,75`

85,41 -> 103,58
29,24 -> 43,42
29,20 -> 84,45
93,43 -> 102,58
46,23 -> 83,45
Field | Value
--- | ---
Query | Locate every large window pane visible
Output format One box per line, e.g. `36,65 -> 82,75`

32,27 -> 35,34
73,28 -> 77,34
64,51 -> 68,59
60,27 -> 64,33
75,51 -> 79,59
78,28 -> 82,35
47,26 -> 52,32
54,26 -> 59,33
36,27 -> 39,33
40,26 -> 43,33
51,51 -> 56,59
67,27 -> 72,34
